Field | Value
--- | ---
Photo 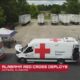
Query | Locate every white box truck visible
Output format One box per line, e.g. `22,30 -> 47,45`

59,14 -> 71,25
51,14 -> 59,25
71,14 -> 80,25
38,14 -> 45,25
15,37 -> 79,64
19,14 -> 31,25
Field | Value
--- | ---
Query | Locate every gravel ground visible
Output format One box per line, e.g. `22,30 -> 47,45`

15,20 -> 80,45
6,19 -> 80,53
1,20 -> 80,80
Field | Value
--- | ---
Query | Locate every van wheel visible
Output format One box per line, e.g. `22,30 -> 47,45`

72,48 -> 79,60
57,59 -> 64,64
73,52 -> 79,60
19,58 -> 26,63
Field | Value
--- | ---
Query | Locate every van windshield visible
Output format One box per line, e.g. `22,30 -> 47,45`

24,47 -> 33,53
22,44 -> 28,51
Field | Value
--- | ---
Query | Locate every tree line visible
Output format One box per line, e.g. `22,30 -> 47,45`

0,0 -> 80,27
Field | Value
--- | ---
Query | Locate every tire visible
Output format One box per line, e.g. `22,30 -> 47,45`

57,59 -> 64,64
73,52 -> 79,60
18,58 -> 26,63
72,48 -> 79,60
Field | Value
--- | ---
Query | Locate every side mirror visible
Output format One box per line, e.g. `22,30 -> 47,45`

15,44 -> 23,52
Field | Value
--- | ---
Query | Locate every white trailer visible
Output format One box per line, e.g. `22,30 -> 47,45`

51,14 -> 59,25
19,14 -> 31,25
59,14 -> 71,25
38,14 -> 45,25
79,14 -> 80,24
15,37 -> 79,64
71,14 -> 80,25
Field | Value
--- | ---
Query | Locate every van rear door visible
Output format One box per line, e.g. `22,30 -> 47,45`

54,43 -> 73,59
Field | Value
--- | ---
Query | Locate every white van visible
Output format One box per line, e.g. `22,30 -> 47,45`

15,37 -> 79,64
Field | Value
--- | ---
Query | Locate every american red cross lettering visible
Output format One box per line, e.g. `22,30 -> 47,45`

51,38 -> 61,42
35,44 -> 50,59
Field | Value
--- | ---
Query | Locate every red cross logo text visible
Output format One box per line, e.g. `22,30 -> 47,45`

35,44 -> 50,59
51,38 -> 61,42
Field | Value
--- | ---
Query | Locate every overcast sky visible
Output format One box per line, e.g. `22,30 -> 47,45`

27,0 -> 66,5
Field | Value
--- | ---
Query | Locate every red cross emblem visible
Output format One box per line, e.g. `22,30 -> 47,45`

35,44 -> 50,59
51,38 -> 61,42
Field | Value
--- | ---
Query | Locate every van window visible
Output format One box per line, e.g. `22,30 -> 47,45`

24,47 -> 33,53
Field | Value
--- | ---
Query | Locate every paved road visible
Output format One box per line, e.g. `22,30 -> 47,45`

0,54 -> 80,80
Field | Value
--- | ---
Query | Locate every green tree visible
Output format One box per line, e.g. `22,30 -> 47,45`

30,5 -> 39,18
17,0 -> 30,15
0,0 -> 30,25
51,4 -> 61,14
0,7 -> 6,27
61,3 -> 67,13
38,5 -> 52,11
0,0 -> 18,24
66,0 -> 80,14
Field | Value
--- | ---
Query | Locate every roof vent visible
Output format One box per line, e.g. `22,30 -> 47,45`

64,37 -> 75,42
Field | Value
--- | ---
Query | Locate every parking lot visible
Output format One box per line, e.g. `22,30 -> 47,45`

15,20 -> 80,46
0,20 -> 80,80
0,54 -> 80,80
